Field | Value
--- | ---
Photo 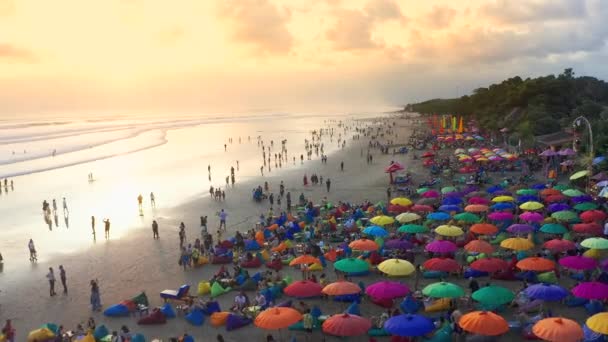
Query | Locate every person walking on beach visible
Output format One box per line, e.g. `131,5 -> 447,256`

137,194 -> 143,210
150,192 -> 156,208
179,223 -> 186,247
47,267 -> 57,296
200,215 -> 208,234
219,209 -> 227,231
52,198 -> 58,213
28,239 -> 37,262
90,279 -> 102,311
62,197 -> 69,215
59,265 -> 68,294
2,319 -> 15,342
104,219 -> 110,239
152,220 -> 159,239
326,178 -> 331,192
340,161 -> 344,171
286,192 -> 292,211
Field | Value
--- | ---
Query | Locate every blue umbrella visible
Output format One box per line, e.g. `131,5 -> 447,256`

384,314 -> 434,337
362,225 -> 388,237
571,195 -> 593,203
531,183 -> 547,190
491,202 -> 515,211
524,283 -> 568,301
487,185 -> 504,194
444,192 -> 463,198
438,205 -> 462,213
427,212 -> 451,221
547,203 -> 570,213
593,156 -> 606,165
442,197 -> 462,205
517,195 -> 539,203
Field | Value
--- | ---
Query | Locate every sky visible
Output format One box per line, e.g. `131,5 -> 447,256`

1,0 -> 608,115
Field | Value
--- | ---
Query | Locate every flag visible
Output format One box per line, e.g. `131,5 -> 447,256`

458,116 -> 464,133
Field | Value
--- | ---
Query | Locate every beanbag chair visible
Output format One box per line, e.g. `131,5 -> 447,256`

269,285 -> 283,298
27,328 -> 54,342
281,256 -> 294,265
346,302 -> 360,315
195,256 -> 209,266
137,308 -> 167,325
211,312 -> 231,327
219,240 -> 234,249
202,301 -> 221,315
197,281 -> 211,296
239,279 -> 257,291
400,295 -> 421,314
308,263 -> 323,272
241,258 -> 262,268
104,304 -> 130,317
282,275 -> 293,285
245,240 -> 261,251
210,282 -> 231,298
185,308 -> 205,326
259,250 -> 270,261
226,314 -> 252,331
131,292 -> 149,306
371,296 -> 393,308
131,334 -> 145,342
276,300 -> 293,307
490,232 -> 508,245
161,303 -> 176,318
273,243 -> 288,253
266,259 -> 283,271
368,328 -> 390,337
79,332 -> 96,342
423,271 -> 447,279
424,298 -> 451,313
537,271 -> 557,284
93,325 -> 109,341
235,274 -> 246,285
211,255 -> 232,264
325,249 -> 338,262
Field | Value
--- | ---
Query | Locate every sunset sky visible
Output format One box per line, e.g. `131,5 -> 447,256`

1,0 -> 608,114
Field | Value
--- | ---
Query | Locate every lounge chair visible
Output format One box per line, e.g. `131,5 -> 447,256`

160,284 -> 190,301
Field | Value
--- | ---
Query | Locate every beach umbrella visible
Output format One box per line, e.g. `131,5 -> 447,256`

572,223 -> 602,234
547,203 -> 570,212
580,210 -> 607,222
594,156 -> 607,165
468,197 -> 490,205
289,255 -> 320,266
517,257 -> 555,272
349,239 -> 378,251
334,258 -> 369,274
540,149 -> 557,157
442,197 -> 463,205
435,225 -> 464,237
586,313 -> 608,335
454,148 -> 466,154
370,215 -> 395,226
540,223 -> 568,235
518,195 -> 540,203
444,191 -> 463,198
598,180 -> 608,187
362,225 -> 388,237
438,204 -> 462,213
423,258 -> 461,272
254,307 -> 302,330
384,239 -> 414,250
492,195 -> 514,202
520,201 -> 544,211
365,281 -> 409,300
427,212 -> 450,221
472,286 -> 514,306
488,212 -> 513,221
453,212 -> 480,223
541,189 -> 562,197
507,224 -> 535,234
398,224 -> 428,234
384,314 -> 435,337
517,189 -> 538,196
395,212 -> 421,223
464,204 -> 489,213
570,170 -> 590,181
422,190 -> 440,198
524,283 -> 568,301
470,257 -> 508,273
416,187 -> 430,194
425,240 -> 457,253
532,317 -> 584,342
378,258 -> 415,276
421,151 -> 435,158
559,148 -> 576,156
552,184 -> 569,191
581,237 -> 608,249
519,212 -> 544,222
545,194 -> 567,203
422,282 -> 464,298
410,204 -> 434,212
571,282 -> 608,300
543,239 -> 575,252
470,223 -> 498,235
464,240 -> 494,254
551,210 -> 578,221
283,281 -> 323,298
563,188 -> 585,197
458,311 -> 509,336
441,186 -> 458,194
322,281 -> 361,296
500,237 -> 534,251
322,313 -> 371,337
390,197 -> 412,206
584,249 -> 604,259
574,202 -> 599,211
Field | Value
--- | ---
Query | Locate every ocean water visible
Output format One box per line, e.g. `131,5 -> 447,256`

0,109 -> 391,273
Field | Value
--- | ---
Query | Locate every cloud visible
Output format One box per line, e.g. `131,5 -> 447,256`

157,27 -> 185,45
422,5 -> 457,29
0,44 -> 35,62
216,0 -> 293,54
326,9 -> 380,51
481,0 -> 587,24
0,0 -> 14,16
364,0 -> 403,21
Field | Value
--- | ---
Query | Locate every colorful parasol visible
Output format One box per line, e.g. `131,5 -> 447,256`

422,282 -> 464,298
365,281 -> 410,300
409,204 -> 434,213
574,202 -> 599,211
349,238 -> 379,251
532,317 -> 584,342
472,285 -> 514,306
500,237 -> 534,251
370,215 -> 395,226
517,257 -> 555,272
488,212 -> 513,221
384,239 -> 414,250
427,212 -> 451,221
464,204 -> 489,213
470,223 -> 499,235
464,240 -> 494,254
322,281 -> 361,296
519,201 -> 544,211
539,223 -> 568,234
390,197 -> 412,206
423,258 -> 461,272
586,313 -> 608,335
384,314 -> 435,337
581,237 -> 608,250
425,240 -> 458,253
395,212 -> 422,223
524,283 -> 568,301
322,314 -> 372,337
573,223 -> 602,234
519,212 -> 544,222
283,280 -> 323,298
558,256 -> 597,270
458,311 -> 509,336
435,225 -> 464,237
398,224 -> 428,234
507,224 -> 535,234
543,239 -> 575,252
334,258 -> 369,274
571,282 -> 608,300
377,259 -> 415,276
362,225 -> 388,237
492,195 -> 514,202
580,210 -> 607,222
254,307 -> 303,330
470,258 -> 508,273
289,254 -> 320,266
453,212 -> 481,223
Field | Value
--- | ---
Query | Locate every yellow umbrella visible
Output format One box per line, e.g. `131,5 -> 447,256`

519,201 -> 544,211
370,215 -> 395,226
500,237 -> 534,251
586,312 -> 608,335
395,213 -> 421,223
435,225 -> 464,237
583,248 -> 606,259
390,197 -> 412,206
476,157 -> 489,162
492,196 -> 514,202
378,258 -> 415,276
570,170 -> 590,180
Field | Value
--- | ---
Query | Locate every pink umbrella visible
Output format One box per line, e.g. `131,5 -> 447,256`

468,197 -> 490,205
507,224 -> 535,234
559,256 -> 598,270
544,239 -> 575,253
558,148 -> 576,156
425,240 -> 457,253
571,282 -> 608,300
601,259 -> 608,271
540,149 -> 557,157
422,190 -> 440,198
410,204 -> 434,212
385,162 -> 405,173
365,281 -> 410,300
488,212 -> 513,221
519,212 -> 544,222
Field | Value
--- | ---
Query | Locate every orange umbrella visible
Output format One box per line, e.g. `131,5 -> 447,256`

516,257 -> 555,272
254,307 -> 303,330
322,281 -> 361,296
322,313 -> 372,337
470,223 -> 498,235
532,317 -> 583,342
464,240 -> 494,254
459,311 -> 509,336
541,188 -> 562,197
465,204 -> 489,213
271,242 -> 287,253
268,223 -> 279,231
349,239 -> 379,251
289,254 -> 320,266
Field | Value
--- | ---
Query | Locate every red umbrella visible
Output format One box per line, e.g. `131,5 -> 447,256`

421,152 -> 435,158
545,195 -> 567,203
540,189 -> 561,197
422,190 -> 440,198
322,313 -> 372,337
470,258 -> 508,273
411,204 -> 434,212
580,210 -> 607,222
385,162 -> 405,173
283,281 -> 323,298
544,239 -> 575,252
573,222 -> 602,234
423,258 -> 461,272
388,204 -> 410,214
464,240 -> 494,254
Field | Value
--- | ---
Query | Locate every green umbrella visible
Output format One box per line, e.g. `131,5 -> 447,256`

563,189 -> 585,197
574,202 -> 599,211
516,189 -> 537,196
422,282 -> 464,298
441,186 -> 457,194
581,237 -> 608,250
453,212 -> 480,223
539,223 -> 568,234
552,184 -> 568,191
417,187 -> 430,194
398,224 -> 428,234
551,210 -> 578,221
570,170 -> 590,180
472,285 -> 514,305
334,258 -> 370,273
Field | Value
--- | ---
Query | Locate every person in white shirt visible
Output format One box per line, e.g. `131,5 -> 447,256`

46,267 -> 56,296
